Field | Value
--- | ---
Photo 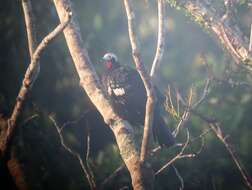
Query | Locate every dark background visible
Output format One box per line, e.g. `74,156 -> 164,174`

0,0 -> 252,189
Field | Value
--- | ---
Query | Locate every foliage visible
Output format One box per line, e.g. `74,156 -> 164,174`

0,0 -> 252,189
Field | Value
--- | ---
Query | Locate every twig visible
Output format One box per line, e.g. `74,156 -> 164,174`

123,0 -> 156,162
210,123 -> 252,190
85,122 -> 96,188
172,165 -> 184,190
49,116 -> 96,190
194,113 -> 252,190
173,88 -> 193,137
20,114 -> 39,127
155,129 -> 195,175
150,0 -> 166,77
100,164 -> 126,189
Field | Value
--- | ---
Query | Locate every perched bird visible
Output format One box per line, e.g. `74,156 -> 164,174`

100,52 -> 175,147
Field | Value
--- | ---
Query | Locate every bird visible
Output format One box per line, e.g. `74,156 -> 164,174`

100,52 -> 175,147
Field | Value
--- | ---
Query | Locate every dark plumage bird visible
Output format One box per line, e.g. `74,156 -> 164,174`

101,53 -> 175,147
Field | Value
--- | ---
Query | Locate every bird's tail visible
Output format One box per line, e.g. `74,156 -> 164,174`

152,115 -> 175,148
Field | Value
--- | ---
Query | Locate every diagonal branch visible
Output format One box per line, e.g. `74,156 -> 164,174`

49,116 -> 96,190
123,0 -> 156,163
3,10 -> 71,156
155,129 -> 196,176
192,111 -> 252,190
167,0 -> 252,68
52,0 -> 154,189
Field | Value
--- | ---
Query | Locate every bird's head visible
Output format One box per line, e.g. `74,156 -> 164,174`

102,52 -> 119,70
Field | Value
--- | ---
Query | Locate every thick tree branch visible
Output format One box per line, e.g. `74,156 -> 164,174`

167,0 -> 252,68
53,0 -> 154,189
123,0 -> 156,163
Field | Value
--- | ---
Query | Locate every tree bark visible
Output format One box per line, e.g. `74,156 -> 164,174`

52,0 -> 154,189
167,0 -> 252,68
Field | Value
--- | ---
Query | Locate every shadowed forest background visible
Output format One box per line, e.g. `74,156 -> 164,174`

0,0 -> 252,189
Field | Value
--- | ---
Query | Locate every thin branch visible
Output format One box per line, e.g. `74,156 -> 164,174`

173,88 -> 193,137
155,129 -> 195,176
49,116 -> 96,190
2,6 -> 71,157
172,165 -> 184,190
249,23 -> 252,53
20,114 -> 39,127
210,123 -> 252,190
193,113 -> 252,190
85,122 -> 96,188
21,0 -> 37,57
123,0 -> 156,162
150,0 -> 166,77
8,11 -> 71,128
100,164 -> 126,190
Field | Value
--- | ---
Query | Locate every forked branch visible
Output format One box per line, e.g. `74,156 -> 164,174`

123,0 -> 156,162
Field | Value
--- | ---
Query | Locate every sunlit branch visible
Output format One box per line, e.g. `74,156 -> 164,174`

167,0 -> 252,67
150,0 -> 166,77
21,0 -> 37,57
53,1 -> 154,189
123,0 -> 156,162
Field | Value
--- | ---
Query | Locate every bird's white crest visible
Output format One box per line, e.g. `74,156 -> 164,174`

103,52 -> 118,62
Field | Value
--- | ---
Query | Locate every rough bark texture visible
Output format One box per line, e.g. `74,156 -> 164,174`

167,0 -> 252,68
53,0 -> 154,189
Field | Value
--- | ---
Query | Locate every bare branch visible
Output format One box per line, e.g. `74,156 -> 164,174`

210,123 -> 252,190
193,113 -> 252,190
172,165 -> 184,190
21,0 -> 37,57
150,0 -> 166,77
123,0 -> 156,162
53,0 -> 154,189
100,164 -> 126,190
85,122 -> 96,187
155,129 -> 195,176
1,6 -> 71,158
49,116 -> 96,190
173,88 -> 193,137
167,0 -> 252,68
249,24 -> 252,53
